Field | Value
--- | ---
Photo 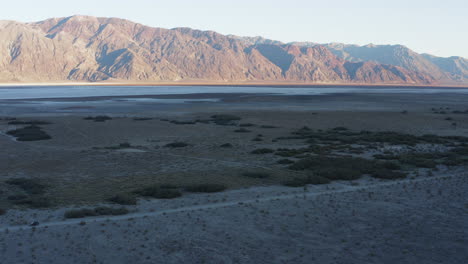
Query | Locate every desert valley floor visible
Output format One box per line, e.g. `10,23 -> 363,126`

0,89 -> 467,263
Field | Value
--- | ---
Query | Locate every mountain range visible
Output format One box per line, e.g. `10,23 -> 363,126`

0,15 -> 466,85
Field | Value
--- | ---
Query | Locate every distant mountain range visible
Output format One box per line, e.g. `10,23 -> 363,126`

0,15 -> 466,85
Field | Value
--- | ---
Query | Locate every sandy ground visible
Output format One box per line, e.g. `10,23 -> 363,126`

1,90 -> 468,263
1,173 -> 467,264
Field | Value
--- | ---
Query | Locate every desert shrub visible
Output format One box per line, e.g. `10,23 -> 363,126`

252,137 -> 263,142
275,148 -> 308,157
239,123 -> 255,127
0,208 -> 6,215
8,120 -> 52,125
398,154 -> 439,168
5,178 -> 46,195
277,159 -> 294,164
64,207 -> 128,219
289,155 -> 381,180
380,161 -> 402,170
242,172 -> 270,178
119,142 -> 131,148
13,197 -> 51,208
371,169 -> 407,179
211,114 -> 241,126
7,194 -> 28,200
332,127 -> 349,131
108,194 -> 137,205
185,184 -> 226,193
220,143 -> 233,148
260,125 -> 277,129
170,120 -> 197,125
6,125 -> 51,141
251,148 -> 274,154
234,128 -> 251,133
164,142 -> 189,148
84,116 -> 112,122
211,114 -> 241,121
133,117 -> 153,121
159,184 -> 178,189
136,186 -> 182,199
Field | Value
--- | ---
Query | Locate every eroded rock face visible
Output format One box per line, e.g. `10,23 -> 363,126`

0,15 -> 462,84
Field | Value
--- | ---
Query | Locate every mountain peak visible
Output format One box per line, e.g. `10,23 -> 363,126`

0,15 -> 465,84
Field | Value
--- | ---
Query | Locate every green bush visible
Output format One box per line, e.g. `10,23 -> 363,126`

185,184 -> 226,193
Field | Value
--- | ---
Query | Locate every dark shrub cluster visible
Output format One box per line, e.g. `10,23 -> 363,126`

277,159 -> 295,164
211,114 -> 241,126
234,128 -> 251,133
185,184 -> 226,193
6,125 -> 51,141
8,120 -> 52,125
164,142 -> 189,148
64,207 -> 129,219
135,185 -> 182,199
13,197 -> 51,208
108,194 -> 137,205
5,178 -> 46,195
84,116 -> 112,122
0,208 -> 6,215
242,171 -> 270,178
239,123 -> 255,127
220,143 -> 233,148
133,117 -> 153,121
251,148 -> 274,154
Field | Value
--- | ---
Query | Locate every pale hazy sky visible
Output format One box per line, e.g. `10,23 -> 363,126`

1,0 -> 467,58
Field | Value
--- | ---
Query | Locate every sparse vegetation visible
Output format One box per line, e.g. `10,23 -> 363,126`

133,117 -> 153,121
371,169 -> 407,179
251,148 -> 274,154
6,125 -> 51,141
8,120 -> 52,125
64,207 -> 129,219
220,143 -> 233,148
0,208 -> 6,215
242,171 -> 270,178
277,159 -> 295,164
234,128 -> 251,133
164,142 -> 189,148
5,178 -> 46,195
108,193 -> 137,205
185,184 -> 226,193
283,175 -> 331,187
135,185 -> 182,199
84,116 -> 112,122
